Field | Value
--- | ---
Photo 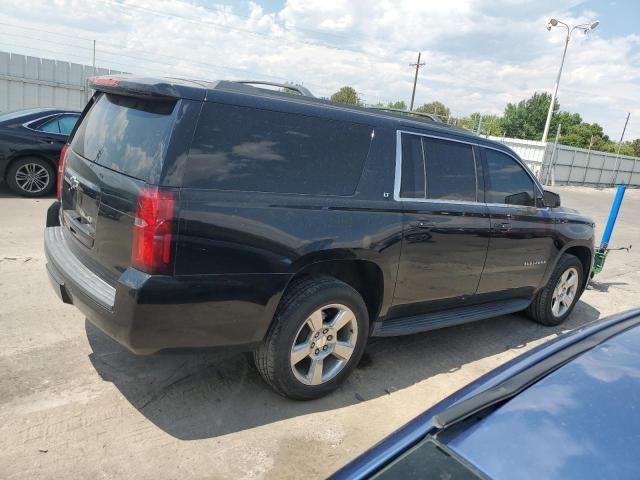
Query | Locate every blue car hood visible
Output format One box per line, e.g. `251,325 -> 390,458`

445,325 -> 640,480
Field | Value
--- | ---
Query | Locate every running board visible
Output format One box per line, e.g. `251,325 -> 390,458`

372,299 -> 531,337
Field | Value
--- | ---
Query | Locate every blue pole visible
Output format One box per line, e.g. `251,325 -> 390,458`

600,185 -> 626,250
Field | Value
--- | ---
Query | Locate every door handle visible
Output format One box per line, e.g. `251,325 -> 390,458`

494,222 -> 512,232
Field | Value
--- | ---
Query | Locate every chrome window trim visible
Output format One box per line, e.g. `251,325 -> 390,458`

394,129 -> 545,208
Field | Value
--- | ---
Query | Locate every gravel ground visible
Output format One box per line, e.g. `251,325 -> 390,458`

0,185 -> 638,479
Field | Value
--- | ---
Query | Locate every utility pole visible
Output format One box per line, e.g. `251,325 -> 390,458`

476,114 -> 483,136
616,112 -> 631,155
409,52 -> 425,111
612,112 -> 631,185
87,40 -> 96,102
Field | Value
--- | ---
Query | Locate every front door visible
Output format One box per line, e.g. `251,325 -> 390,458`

476,147 -> 553,299
390,132 -> 490,318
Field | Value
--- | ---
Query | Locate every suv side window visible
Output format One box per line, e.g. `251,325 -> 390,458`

484,148 -> 535,206
422,137 -> 476,202
186,103 -> 372,195
398,133 -> 476,202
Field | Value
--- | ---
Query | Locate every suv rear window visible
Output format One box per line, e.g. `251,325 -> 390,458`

185,103 -> 372,195
70,93 -> 176,183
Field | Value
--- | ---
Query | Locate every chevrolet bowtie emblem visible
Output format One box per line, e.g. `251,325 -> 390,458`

69,175 -> 79,191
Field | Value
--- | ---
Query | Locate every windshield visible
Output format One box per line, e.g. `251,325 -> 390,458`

373,438 -> 481,479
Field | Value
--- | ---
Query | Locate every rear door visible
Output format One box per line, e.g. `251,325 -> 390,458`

60,92 -> 180,280
476,147 -> 553,298
390,132 -> 490,318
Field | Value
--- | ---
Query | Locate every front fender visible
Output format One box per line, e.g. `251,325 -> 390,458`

540,240 -> 594,291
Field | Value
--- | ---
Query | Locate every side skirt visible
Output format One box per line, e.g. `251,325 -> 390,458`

371,298 -> 531,337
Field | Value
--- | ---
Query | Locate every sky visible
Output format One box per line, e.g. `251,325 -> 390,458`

1,0 -> 639,140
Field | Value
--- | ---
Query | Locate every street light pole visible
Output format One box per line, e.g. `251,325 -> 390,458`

541,19 -> 600,144
541,30 -> 569,144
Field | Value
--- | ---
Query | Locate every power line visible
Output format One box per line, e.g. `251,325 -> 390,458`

0,31 -> 94,51
103,0 -> 397,66
0,33 -> 313,88
0,20 -> 406,96
210,3 -> 355,42
0,41 -> 94,64
0,22 -> 96,43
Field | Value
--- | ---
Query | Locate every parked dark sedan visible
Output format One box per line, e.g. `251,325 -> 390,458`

0,107 -> 80,197
333,308 -> 640,480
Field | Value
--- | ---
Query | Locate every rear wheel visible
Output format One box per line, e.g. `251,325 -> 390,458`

254,276 -> 369,400
527,254 -> 584,326
6,157 -> 55,197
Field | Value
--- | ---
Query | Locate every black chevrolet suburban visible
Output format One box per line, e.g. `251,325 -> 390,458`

44,76 -> 595,399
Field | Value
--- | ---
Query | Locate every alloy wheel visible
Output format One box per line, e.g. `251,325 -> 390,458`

290,304 -> 359,386
551,267 -> 579,317
15,163 -> 50,194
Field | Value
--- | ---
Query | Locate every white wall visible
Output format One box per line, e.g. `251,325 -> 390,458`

0,51 -> 122,113
487,135 -> 640,187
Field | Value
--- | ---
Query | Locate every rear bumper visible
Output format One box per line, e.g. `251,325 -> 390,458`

44,226 -> 289,354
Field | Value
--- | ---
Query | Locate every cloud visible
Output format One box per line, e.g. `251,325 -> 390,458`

0,0 -> 638,139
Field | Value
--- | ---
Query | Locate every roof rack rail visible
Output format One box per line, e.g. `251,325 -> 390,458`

368,106 -> 443,123
234,80 -> 314,97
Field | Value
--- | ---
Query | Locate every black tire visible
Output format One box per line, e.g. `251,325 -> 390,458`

6,157 -> 55,198
527,254 -> 584,326
254,276 -> 369,400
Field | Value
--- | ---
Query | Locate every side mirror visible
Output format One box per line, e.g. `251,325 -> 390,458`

542,190 -> 561,208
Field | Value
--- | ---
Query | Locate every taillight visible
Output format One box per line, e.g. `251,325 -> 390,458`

132,187 -> 175,274
57,143 -> 69,199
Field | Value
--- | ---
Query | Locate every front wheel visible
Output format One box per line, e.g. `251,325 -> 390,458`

254,276 -> 369,400
527,254 -> 584,326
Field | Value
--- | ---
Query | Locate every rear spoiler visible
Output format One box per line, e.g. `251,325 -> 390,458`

88,75 -> 208,101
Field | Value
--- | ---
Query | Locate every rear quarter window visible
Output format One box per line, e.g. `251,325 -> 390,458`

185,102 -> 373,195
70,93 -> 176,183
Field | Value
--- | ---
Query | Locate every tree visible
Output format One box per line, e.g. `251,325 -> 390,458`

551,111 -> 582,135
330,86 -> 360,105
458,113 -> 503,136
415,101 -> 450,118
560,122 -> 608,149
629,139 -> 640,157
501,92 -> 559,140
387,100 -> 407,110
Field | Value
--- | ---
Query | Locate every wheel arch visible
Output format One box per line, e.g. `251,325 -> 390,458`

542,243 -> 593,292
563,245 -> 593,289
272,259 -> 386,335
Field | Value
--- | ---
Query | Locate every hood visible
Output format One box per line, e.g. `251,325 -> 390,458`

443,323 -> 640,480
